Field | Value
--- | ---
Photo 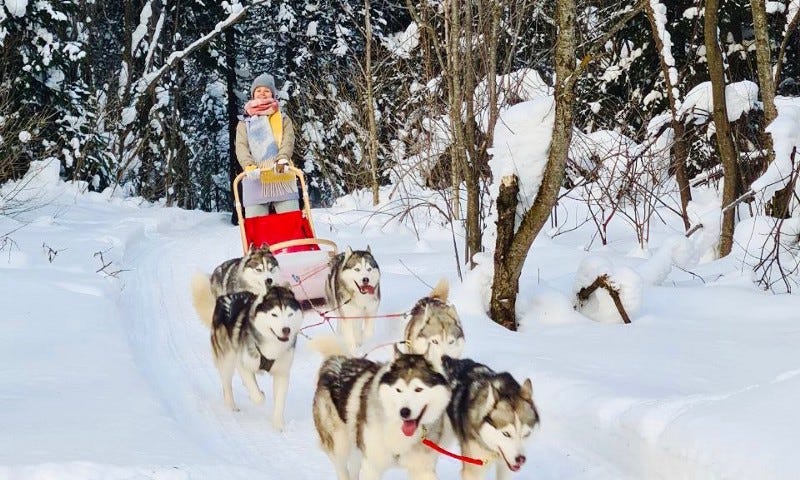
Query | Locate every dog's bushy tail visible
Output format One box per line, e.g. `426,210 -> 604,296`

190,272 -> 214,328
307,336 -> 350,358
430,277 -> 449,301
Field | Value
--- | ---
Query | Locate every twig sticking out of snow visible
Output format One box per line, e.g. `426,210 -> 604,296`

576,274 -> 631,324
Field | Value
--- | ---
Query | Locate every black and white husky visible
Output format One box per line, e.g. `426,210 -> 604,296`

325,246 -> 381,353
191,282 -> 302,431
209,243 -> 281,297
311,337 -> 451,480
404,278 -> 465,371
442,356 -> 539,480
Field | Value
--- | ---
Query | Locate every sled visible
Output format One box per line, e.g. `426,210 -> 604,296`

233,165 -> 336,304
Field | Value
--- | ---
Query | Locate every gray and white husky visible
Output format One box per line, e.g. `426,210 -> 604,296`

325,246 -> 381,353
311,337 -> 451,480
209,243 -> 281,297
191,282 -> 302,431
442,356 -> 539,480
404,278 -> 465,371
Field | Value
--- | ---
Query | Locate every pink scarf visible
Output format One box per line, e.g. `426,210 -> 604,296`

245,98 -> 279,117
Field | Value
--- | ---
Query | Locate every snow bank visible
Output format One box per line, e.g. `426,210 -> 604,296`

484,96 -> 555,248
678,80 -> 759,124
751,96 -> 800,209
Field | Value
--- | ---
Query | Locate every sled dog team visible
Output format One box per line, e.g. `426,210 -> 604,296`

191,244 -> 539,479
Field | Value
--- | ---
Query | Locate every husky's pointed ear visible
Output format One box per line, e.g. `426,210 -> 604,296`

484,383 -> 497,410
521,378 -> 533,401
248,242 -> 255,253
345,246 -> 353,257
279,280 -> 292,290
366,245 -> 371,253
429,277 -> 449,301
393,342 -> 405,358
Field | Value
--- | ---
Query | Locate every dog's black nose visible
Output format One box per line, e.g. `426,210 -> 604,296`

282,327 -> 291,336
362,277 -> 369,284
400,407 -> 411,419
515,455 -> 526,465
266,278 -> 273,285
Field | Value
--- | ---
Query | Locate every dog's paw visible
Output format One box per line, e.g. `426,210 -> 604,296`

272,417 -> 285,432
249,390 -> 266,404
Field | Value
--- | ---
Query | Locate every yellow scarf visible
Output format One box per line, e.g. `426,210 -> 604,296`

269,111 -> 283,147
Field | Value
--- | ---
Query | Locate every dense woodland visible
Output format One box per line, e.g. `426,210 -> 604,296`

2,0 -> 800,326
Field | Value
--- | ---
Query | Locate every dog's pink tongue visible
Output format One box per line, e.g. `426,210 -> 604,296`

401,420 -> 418,437
360,285 -> 375,294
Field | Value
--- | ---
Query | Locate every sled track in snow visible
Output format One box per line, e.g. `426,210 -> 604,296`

120,225 -> 331,478
118,218 -> 632,479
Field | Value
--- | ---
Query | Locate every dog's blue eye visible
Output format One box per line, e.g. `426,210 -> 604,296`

503,431 -> 511,438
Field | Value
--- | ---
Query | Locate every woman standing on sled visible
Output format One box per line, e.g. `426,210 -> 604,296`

236,73 -> 299,218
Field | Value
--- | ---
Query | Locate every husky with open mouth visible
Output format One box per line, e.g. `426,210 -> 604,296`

442,356 -> 539,479
191,284 -> 302,431
324,246 -> 381,353
311,337 -> 451,480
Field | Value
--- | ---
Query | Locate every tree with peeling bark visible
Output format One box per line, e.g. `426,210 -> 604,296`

488,0 -> 646,330
704,0 -> 740,257
489,0 -> 578,331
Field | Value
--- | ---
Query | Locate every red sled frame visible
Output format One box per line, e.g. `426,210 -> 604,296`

233,166 -> 337,303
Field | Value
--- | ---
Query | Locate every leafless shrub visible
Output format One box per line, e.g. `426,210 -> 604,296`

93,249 -> 128,278
0,86 -> 54,218
566,128 -> 680,249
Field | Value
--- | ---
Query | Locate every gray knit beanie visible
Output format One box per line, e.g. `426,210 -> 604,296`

250,73 -> 277,98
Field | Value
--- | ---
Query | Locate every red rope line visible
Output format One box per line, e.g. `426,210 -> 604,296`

323,312 -> 407,320
421,439 -> 484,466
291,271 -> 406,336
289,261 -> 330,287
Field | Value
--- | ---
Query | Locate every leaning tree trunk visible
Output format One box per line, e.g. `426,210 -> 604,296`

705,0 -> 739,257
489,0 -> 576,330
645,1 -> 692,230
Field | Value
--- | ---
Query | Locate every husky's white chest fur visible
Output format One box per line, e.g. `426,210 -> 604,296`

312,342 -> 451,480
326,246 -> 381,353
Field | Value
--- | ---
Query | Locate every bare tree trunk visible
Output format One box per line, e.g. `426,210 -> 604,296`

644,1 -> 691,230
225,25 -> 240,222
363,0 -> 380,206
705,0 -> 739,257
751,0 -> 791,217
491,175 -> 520,330
489,0 -> 577,330
751,0 -> 777,124
445,0 -> 465,221
461,0 -> 481,266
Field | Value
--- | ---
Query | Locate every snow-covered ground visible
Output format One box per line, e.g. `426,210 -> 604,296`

2,161 -> 799,479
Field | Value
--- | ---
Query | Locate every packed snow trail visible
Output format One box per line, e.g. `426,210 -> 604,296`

116,209 -> 629,479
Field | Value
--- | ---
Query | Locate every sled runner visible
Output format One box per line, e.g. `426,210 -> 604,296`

233,165 -> 336,303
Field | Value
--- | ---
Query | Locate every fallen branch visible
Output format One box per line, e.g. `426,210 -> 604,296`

576,274 -> 631,324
